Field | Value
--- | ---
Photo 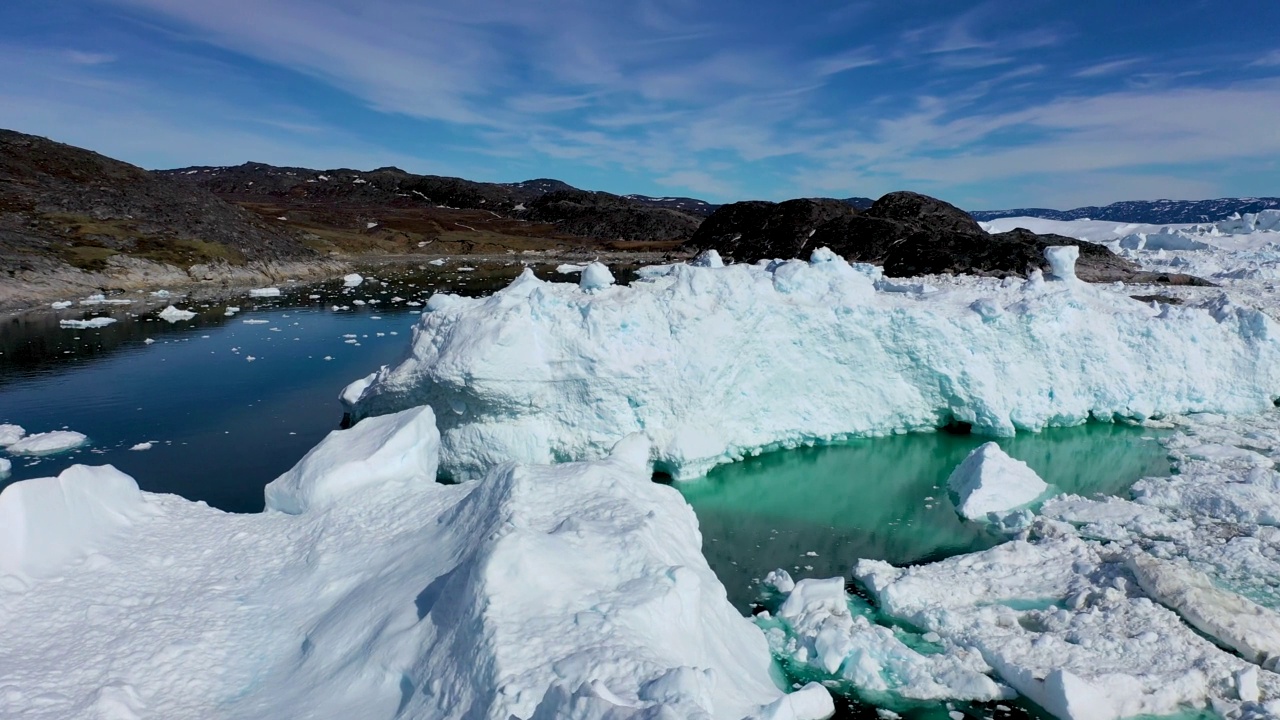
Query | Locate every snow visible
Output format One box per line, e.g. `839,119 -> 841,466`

343,273 -> 364,287
345,247 -> 1280,481
249,287 -> 282,297
0,411 -> 827,720
157,305 -> 197,323
60,317 -> 117,329
6,430 -> 88,455
947,442 -> 1049,520
0,464 -> 151,578
0,423 -> 25,446
579,262 -> 615,291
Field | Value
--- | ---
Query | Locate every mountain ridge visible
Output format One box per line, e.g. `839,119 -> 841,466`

970,197 -> 1280,224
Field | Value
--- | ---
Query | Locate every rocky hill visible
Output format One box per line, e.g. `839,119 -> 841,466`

160,163 -> 702,245
971,197 -> 1280,224
0,130 -> 341,310
687,191 -> 1207,284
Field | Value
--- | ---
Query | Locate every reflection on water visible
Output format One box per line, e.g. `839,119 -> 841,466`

678,424 -> 1171,611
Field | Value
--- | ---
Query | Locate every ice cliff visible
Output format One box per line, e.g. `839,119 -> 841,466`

345,248 -> 1280,480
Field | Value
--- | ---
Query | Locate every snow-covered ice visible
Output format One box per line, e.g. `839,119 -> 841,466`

5,430 -> 88,455
947,442 -> 1049,520
346,248 -> 1280,481
59,317 -> 117,329
157,305 -> 197,323
0,423 -> 25,446
0,409 -> 831,720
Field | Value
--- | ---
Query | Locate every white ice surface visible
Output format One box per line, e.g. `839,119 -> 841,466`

343,273 -> 364,287
0,458 -> 9,475
0,423 -> 25,446
760,576 -> 1008,703
947,442 -> 1049,520
6,430 -> 88,455
0,410 -> 828,720
59,317 -> 117,329
345,248 -> 1280,481
156,305 -> 196,323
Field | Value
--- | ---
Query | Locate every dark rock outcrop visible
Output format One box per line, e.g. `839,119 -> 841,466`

1,130 -> 321,274
686,190 -> 1208,284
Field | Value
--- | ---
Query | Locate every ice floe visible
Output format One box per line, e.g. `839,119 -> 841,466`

346,248 -> 1280,481
0,409 -> 830,720
5,430 -> 88,455
250,287 -> 283,297
156,305 -> 197,323
0,424 -> 25,446
59,317 -> 117,329
343,273 -> 364,287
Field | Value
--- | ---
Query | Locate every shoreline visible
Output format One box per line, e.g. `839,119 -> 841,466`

0,249 -> 691,317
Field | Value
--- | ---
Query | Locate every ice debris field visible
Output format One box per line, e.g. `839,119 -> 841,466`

7,236 -> 1280,719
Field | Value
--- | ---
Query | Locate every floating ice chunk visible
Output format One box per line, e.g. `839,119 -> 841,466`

692,249 -> 724,268
748,683 -> 835,720
242,319 -> 269,325
1128,552 -> 1280,667
0,458 -> 9,476
151,290 -> 171,298
143,337 -> 155,344
225,306 -> 240,316
59,317 -> 116,329
365,221 -> 378,229
947,442 -> 1048,520
50,301 -> 72,310
157,305 -> 196,323
0,464 -> 151,577
765,577 -> 1007,702
343,273 -> 364,287
0,423 -> 25,446
556,264 -> 585,274
579,262 -> 615,291
340,371 -> 376,406
129,442 -> 152,451
7,430 -> 88,455
428,258 -> 446,266
249,287 -> 282,297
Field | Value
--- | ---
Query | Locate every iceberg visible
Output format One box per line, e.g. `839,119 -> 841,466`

0,408 -> 831,720
947,442 -> 1049,520
0,423 -> 25,446
250,287 -> 283,297
157,305 -> 197,323
343,273 -> 365,287
345,249 -> 1280,481
5,430 -> 88,455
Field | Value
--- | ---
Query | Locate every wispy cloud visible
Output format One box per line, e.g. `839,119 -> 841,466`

1073,58 -> 1141,78
64,50 -> 117,65
1251,49 -> 1280,67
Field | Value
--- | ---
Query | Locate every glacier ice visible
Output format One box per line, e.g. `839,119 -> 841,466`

947,442 -> 1049,520
345,248 -> 1280,481
0,408 -> 830,720
5,429 -> 88,455
157,305 -> 197,322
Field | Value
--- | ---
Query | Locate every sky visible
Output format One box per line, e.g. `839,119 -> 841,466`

1,0 -> 1278,209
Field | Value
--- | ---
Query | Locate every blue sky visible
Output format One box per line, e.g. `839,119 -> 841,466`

2,0 -> 1278,209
